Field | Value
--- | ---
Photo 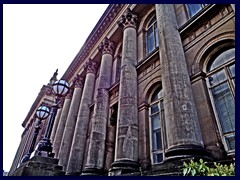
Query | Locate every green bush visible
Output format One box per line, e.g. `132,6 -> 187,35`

183,159 -> 235,176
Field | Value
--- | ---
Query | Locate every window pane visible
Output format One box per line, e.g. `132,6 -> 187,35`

154,23 -> 159,48
147,27 -> 154,53
187,4 -> 203,17
211,82 -> 235,133
225,134 -> 235,151
208,70 -> 227,86
153,153 -> 163,163
152,114 -> 160,130
151,88 -> 163,102
208,48 -> 235,71
151,104 -> 159,114
229,64 -> 235,78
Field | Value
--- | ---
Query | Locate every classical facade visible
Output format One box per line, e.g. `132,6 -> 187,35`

9,4 -> 235,176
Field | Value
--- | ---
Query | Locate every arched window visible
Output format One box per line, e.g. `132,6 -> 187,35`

187,4 -> 208,18
146,16 -> 159,54
206,48 -> 235,153
149,87 -> 167,164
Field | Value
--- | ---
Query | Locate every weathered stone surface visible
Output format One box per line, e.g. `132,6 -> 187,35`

110,8 -> 139,175
155,4 -> 206,158
52,96 -> 71,158
57,76 -> 84,171
9,156 -> 65,176
66,60 -> 97,175
83,38 -> 114,175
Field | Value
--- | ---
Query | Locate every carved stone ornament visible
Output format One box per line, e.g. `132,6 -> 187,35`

73,74 -> 84,88
98,37 -> 115,55
118,8 -> 138,29
84,59 -> 98,74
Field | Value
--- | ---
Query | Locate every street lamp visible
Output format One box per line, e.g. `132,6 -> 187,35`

20,105 -> 50,164
35,79 -> 70,157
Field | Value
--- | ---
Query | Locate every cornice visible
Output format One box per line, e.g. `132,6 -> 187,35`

61,4 -> 125,81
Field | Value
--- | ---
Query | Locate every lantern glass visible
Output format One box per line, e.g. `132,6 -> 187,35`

52,79 -> 69,96
36,105 -> 50,120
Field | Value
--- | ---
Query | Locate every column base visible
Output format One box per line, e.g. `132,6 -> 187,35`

165,144 -> 212,161
109,160 -> 140,176
81,167 -> 104,176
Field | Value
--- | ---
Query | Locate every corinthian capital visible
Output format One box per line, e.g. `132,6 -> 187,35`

84,59 -> 98,74
98,37 -> 115,55
118,8 -> 138,29
73,74 -> 84,88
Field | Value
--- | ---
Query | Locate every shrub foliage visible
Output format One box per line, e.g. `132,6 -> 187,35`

183,159 -> 235,176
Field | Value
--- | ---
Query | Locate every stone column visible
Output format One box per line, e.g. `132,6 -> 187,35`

155,4 -> 208,160
50,107 -> 63,143
52,91 -> 72,158
109,8 -> 139,175
82,38 -> 114,175
65,59 -> 98,175
57,75 -> 84,170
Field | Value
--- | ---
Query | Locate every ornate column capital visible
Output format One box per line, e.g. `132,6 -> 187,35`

98,37 -> 115,55
73,74 -> 84,88
84,59 -> 98,74
118,8 -> 138,29
65,87 -> 74,99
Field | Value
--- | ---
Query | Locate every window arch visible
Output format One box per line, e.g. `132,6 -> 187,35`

149,86 -> 167,164
186,4 -> 208,18
206,47 -> 235,153
146,16 -> 159,54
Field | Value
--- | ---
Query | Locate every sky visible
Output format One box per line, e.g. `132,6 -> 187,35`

3,4 -> 109,172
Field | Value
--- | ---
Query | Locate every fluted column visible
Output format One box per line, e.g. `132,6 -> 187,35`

65,59 -> 98,175
82,38 -> 114,175
155,4 -> 208,160
57,75 -> 84,170
109,8 -> 139,175
52,91 -> 72,158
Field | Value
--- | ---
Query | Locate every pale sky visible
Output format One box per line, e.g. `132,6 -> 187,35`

3,4 -> 109,172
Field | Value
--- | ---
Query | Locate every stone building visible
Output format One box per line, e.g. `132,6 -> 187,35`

9,4 -> 235,176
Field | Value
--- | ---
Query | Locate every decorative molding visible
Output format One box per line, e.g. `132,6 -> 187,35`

118,8 -> 138,29
98,37 -> 115,55
61,4 -> 124,81
84,59 -> 98,74
73,74 -> 84,88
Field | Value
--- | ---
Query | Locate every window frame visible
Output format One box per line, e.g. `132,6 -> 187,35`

186,4 -> 208,19
205,48 -> 235,154
146,16 -> 159,55
148,86 -> 167,165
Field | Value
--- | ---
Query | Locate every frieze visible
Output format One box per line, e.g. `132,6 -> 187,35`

62,4 -> 124,81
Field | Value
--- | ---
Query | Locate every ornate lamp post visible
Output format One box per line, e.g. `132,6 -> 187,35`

20,105 -> 50,164
35,80 -> 70,157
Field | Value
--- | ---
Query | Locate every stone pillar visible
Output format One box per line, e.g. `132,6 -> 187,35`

109,8 -> 139,175
52,92 -> 72,158
65,59 -> 98,175
155,4 -> 208,160
82,38 -> 114,175
57,75 -> 84,171
9,127 -> 30,174
50,107 -> 63,143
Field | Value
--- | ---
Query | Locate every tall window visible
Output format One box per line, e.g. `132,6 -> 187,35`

146,16 -> 159,54
149,87 -> 167,164
187,4 -> 208,18
206,48 -> 235,153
